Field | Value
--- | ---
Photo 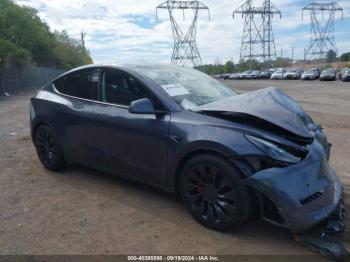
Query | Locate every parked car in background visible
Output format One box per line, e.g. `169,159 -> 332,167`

240,70 -> 252,79
339,68 -> 350,80
301,70 -> 318,80
283,69 -> 302,80
320,69 -> 337,81
223,74 -> 230,80
309,68 -> 321,79
258,71 -> 272,79
248,71 -> 261,79
341,69 -> 350,82
271,70 -> 285,80
228,73 -> 240,80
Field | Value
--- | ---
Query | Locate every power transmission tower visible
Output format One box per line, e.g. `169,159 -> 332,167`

156,0 -> 210,67
302,0 -> 343,62
262,0 -> 281,63
233,0 -> 281,66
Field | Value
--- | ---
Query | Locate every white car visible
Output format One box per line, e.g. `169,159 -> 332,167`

284,69 -> 302,80
271,70 -> 285,80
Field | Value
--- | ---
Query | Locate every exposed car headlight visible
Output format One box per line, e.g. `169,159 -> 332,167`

246,135 -> 301,164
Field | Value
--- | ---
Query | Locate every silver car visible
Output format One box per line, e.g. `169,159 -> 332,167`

301,70 -> 318,80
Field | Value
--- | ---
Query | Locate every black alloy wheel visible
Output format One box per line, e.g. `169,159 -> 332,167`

180,154 -> 253,231
34,125 -> 65,171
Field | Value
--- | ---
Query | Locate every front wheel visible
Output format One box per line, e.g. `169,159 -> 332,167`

34,125 -> 65,171
179,154 -> 253,231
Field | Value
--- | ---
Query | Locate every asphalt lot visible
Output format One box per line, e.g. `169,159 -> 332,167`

0,79 -> 349,258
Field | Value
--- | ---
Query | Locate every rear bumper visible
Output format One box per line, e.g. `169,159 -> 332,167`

244,140 -> 343,233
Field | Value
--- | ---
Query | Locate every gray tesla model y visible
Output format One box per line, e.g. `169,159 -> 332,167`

30,65 -> 344,233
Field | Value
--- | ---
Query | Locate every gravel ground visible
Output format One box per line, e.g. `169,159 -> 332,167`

0,79 -> 349,258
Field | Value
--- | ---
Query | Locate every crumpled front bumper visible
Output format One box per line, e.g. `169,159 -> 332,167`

244,140 -> 343,233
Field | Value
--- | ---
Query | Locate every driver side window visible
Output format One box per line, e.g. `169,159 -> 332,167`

101,69 -> 163,109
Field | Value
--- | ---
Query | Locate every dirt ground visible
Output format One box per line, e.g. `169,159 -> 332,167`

0,79 -> 350,258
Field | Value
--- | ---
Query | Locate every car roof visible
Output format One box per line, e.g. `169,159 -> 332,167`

60,64 -> 188,77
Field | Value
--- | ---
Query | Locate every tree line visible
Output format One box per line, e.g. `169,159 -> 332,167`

0,0 -> 93,70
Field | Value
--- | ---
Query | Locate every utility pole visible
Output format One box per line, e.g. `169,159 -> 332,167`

81,31 -> 86,50
291,46 -> 295,65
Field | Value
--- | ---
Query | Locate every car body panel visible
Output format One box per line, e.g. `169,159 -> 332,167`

89,102 -> 170,186
194,87 -> 313,139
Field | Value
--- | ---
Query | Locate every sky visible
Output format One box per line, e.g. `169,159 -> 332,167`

17,0 -> 350,65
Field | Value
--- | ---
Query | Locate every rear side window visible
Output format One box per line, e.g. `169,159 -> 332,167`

54,69 -> 99,100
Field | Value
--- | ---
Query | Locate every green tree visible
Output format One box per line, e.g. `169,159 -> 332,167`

326,49 -> 337,63
224,61 -> 235,73
0,0 -> 93,70
275,57 -> 290,68
340,52 -> 350,62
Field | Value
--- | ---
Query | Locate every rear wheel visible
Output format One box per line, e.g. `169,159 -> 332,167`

179,154 -> 253,231
34,125 -> 65,171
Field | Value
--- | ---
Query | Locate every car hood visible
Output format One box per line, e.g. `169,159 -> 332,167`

194,87 -> 314,140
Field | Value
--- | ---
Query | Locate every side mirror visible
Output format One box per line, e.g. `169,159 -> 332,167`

129,98 -> 167,116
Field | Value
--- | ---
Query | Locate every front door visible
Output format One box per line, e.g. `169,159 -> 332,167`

92,69 -> 170,187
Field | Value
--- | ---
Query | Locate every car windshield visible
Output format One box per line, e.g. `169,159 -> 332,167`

287,70 -> 297,73
134,66 -> 238,109
323,69 -> 335,73
304,70 -> 314,74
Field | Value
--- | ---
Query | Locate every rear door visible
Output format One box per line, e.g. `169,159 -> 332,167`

53,69 -> 100,163
91,69 -> 170,186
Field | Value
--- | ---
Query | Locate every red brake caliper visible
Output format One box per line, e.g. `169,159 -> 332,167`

198,182 -> 204,193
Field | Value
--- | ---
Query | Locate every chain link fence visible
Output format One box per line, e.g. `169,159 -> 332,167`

0,65 -> 66,96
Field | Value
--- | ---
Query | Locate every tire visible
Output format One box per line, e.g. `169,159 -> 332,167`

179,154 -> 253,231
34,124 -> 65,171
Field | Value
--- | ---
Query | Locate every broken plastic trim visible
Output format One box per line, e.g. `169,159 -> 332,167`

294,200 -> 348,260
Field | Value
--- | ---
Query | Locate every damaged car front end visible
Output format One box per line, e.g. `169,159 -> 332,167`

191,87 -> 345,235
